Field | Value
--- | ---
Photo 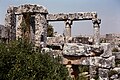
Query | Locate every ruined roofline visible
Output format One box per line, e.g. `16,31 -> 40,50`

47,12 -> 98,21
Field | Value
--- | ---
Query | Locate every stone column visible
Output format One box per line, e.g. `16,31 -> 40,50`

65,20 -> 73,42
35,13 -> 47,48
16,15 -> 23,39
92,19 -> 101,46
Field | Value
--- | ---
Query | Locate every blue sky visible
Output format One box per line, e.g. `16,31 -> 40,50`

0,0 -> 120,36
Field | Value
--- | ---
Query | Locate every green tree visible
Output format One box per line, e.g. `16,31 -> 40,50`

0,40 -> 70,80
47,24 -> 54,37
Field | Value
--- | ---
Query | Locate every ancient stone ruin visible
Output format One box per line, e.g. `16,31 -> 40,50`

4,4 -> 120,80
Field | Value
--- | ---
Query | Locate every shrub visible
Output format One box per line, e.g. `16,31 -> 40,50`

0,40 -> 69,80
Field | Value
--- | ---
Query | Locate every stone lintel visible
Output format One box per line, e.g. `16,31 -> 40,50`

14,4 -> 48,14
47,12 -> 97,21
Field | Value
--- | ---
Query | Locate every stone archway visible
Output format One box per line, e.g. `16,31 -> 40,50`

5,4 -> 48,47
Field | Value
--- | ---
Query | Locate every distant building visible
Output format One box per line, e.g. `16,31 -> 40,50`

106,33 -> 120,48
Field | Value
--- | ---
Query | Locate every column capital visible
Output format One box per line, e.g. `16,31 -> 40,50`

65,20 -> 73,26
92,18 -> 101,25
92,19 -> 101,28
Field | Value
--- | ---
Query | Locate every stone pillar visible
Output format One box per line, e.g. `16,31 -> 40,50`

65,20 -> 72,42
35,13 -> 47,48
16,15 -> 23,39
41,14 -> 48,48
92,19 -> 101,46
35,13 -> 42,47
5,6 -> 16,41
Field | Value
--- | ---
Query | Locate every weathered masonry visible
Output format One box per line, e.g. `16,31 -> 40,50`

5,4 -> 101,48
